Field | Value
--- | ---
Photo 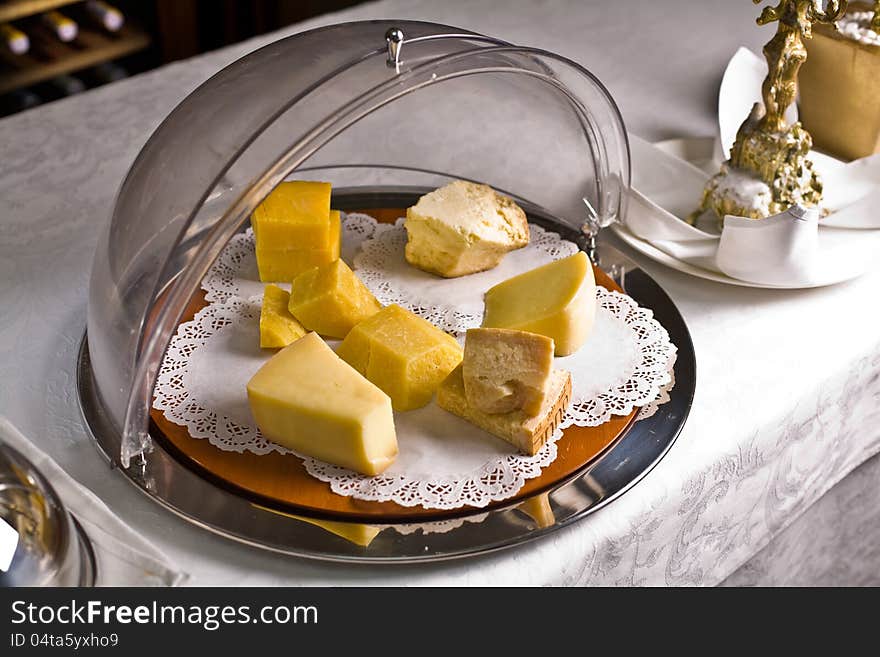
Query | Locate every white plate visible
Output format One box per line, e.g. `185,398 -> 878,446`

620,137 -> 879,289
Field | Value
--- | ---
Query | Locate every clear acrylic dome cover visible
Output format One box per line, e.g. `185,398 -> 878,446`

86,20 -> 630,466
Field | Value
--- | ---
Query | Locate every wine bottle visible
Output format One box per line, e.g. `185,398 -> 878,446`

88,61 -> 129,84
48,74 -> 87,96
41,11 -> 78,43
84,1 -> 124,33
0,23 -> 29,55
1,89 -> 42,115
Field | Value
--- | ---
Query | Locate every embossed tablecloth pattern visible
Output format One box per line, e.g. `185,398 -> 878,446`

2,0 -> 879,586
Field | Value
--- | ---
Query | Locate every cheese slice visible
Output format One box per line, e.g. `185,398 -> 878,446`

256,210 -> 341,282
482,251 -> 596,356
404,180 -> 529,278
337,304 -> 463,411
437,365 -> 572,456
259,284 -> 306,348
462,328 -> 554,415
288,258 -> 382,339
246,332 -> 397,476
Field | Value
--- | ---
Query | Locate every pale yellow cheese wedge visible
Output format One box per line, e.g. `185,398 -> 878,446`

437,365 -> 571,456
482,251 -> 596,356
256,210 -> 341,282
259,284 -> 306,348
462,328 -> 554,415
404,180 -> 529,277
246,332 -> 397,476
337,304 -> 463,411
288,259 -> 382,339
252,180 -> 332,248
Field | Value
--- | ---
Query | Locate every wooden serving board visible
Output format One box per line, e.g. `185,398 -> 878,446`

149,209 -> 638,522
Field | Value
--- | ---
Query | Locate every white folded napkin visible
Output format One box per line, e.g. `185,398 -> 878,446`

626,149 -> 880,286
0,417 -> 186,586
716,206 -> 820,286
624,46 -> 880,288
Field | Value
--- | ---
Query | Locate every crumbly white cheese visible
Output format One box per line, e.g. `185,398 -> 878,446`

404,180 -> 529,278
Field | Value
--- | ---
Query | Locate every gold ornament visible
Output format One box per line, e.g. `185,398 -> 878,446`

872,1 -> 880,33
691,0 -> 848,224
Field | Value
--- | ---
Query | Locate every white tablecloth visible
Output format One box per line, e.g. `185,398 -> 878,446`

2,0 -> 879,586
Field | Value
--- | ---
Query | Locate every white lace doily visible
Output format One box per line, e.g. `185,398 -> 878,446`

154,296 -> 674,509
157,211 -> 677,510
637,352 -> 677,422
153,296 -> 562,509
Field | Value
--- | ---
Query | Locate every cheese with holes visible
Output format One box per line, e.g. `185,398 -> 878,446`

246,332 -> 397,476
259,284 -> 306,348
255,210 -> 341,282
437,365 -> 571,456
288,259 -> 382,339
337,304 -> 463,411
462,328 -> 554,415
482,251 -> 596,356
404,180 -> 529,278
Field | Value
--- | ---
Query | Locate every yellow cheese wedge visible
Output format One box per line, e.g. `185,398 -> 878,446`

462,328 -> 554,415
251,180 -> 332,248
482,251 -> 596,356
337,304 -> 463,411
256,210 -> 341,282
437,365 -> 571,456
288,259 -> 382,339
259,284 -> 306,348
404,180 -> 529,277
246,332 -> 397,476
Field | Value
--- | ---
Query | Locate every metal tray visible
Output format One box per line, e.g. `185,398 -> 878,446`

76,188 -> 695,563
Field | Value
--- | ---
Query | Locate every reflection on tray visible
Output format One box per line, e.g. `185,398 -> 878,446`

253,504 -> 382,548
252,491 -> 561,547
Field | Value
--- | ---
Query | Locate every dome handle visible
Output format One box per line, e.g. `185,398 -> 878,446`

385,27 -> 405,71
